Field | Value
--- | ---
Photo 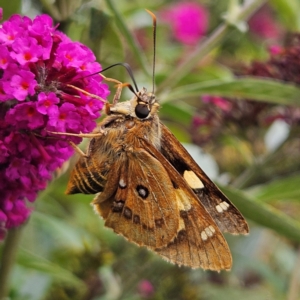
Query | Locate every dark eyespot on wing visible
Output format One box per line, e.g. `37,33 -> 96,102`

112,200 -> 124,213
155,218 -> 164,228
133,215 -> 140,224
123,207 -> 132,219
136,185 -> 149,199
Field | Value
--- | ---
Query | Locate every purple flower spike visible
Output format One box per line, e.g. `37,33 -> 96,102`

0,9 -> 110,239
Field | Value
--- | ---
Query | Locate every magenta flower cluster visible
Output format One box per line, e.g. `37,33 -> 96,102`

161,2 -> 209,45
0,12 -> 109,239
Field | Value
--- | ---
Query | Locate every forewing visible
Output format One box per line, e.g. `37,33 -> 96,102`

93,149 -> 180,249
140,139 -> 232,270
160,123 -> 249,235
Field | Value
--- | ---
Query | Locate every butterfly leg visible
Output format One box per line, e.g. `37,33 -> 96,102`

44,130 -> 105,158
99,74 -> 123,105
66,84 -> 107,103
68,140 -> 88,158
45,130 -> 104,138
45,115 -> 122,144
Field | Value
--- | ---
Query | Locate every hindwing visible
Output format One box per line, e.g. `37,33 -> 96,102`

93,147 -> 180,249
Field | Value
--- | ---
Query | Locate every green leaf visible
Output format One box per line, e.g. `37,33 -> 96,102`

271,0 -> 300,31
200,282 -> 282,300
159,102 -> 194,126
220,185 -> 300,242
17,249 -> 86,289
104,0 -> 150,77
162,77 -> 300,106
250,173 -> 300,203
163,122 -> 191,143
89,9 -> 125,68
0,0 -> 21,19
31,211 -> 85,250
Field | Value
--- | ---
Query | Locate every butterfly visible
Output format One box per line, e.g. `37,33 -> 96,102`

65,10 -> 249,271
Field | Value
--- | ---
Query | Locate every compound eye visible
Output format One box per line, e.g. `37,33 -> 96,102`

135,103 -> 150,119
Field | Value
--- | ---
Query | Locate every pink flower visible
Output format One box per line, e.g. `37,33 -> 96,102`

202,95 -> 232,112
37,92 -> 59,115
5,102 -> 45,129
249,6 -> 281,39
161,2 -> 209,45
47,102 -> 81,132
0,10 -> 110,238
0,15 -> 30,45
10,37 -> 43,65
268,45 -> 283,55
137,280 -> 154,298
192,115 -> 207,128
0,44 -> 11,69
4,69 -> 37,100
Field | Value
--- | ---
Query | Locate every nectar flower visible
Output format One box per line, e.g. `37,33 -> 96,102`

202,95 -> 232,112
161,2 -> 209,45
249,6 -> 281,40
137,280 -> 154,298
0,10 -> 110,239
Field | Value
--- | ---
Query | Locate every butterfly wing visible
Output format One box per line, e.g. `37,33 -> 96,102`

139,138 -> 232,270
93,147 -> 180,249
66,118 -> 240,270
160,123 -> 249,235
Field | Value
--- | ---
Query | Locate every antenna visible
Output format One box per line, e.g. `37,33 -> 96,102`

77,62 -> 139,93
145,9 -> 157,94
100,63 -> 139,92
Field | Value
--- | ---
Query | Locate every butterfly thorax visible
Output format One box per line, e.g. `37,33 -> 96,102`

102,87 -> 161,150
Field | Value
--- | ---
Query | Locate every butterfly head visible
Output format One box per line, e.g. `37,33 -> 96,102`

134,87 -> 159,119
108,87 -> 159,120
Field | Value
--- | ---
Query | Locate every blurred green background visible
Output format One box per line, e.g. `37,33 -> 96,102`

1,0 -> 300,299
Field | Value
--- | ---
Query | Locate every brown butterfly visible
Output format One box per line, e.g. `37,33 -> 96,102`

65,11 -> 249,271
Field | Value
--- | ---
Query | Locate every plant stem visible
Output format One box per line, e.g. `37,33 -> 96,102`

156,0 -> 267,93
0,227 -> 23,299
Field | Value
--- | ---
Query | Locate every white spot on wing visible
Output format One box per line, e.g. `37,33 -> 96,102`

138,187 -> 147,197
183,170 -> 204,189
216,201 -> 229,213
201,226 -> 215,240
209,225 -> 215,233
220,201 -> 229,210
178,218 -> 185,231
176,189 -> 192,211
216,205 -> 223,213
201,231 -> 208,241
205,227 -> 213,237
119,178 -> 126,188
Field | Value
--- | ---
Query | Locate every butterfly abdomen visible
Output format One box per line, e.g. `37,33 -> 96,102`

66,155 -> 108,194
